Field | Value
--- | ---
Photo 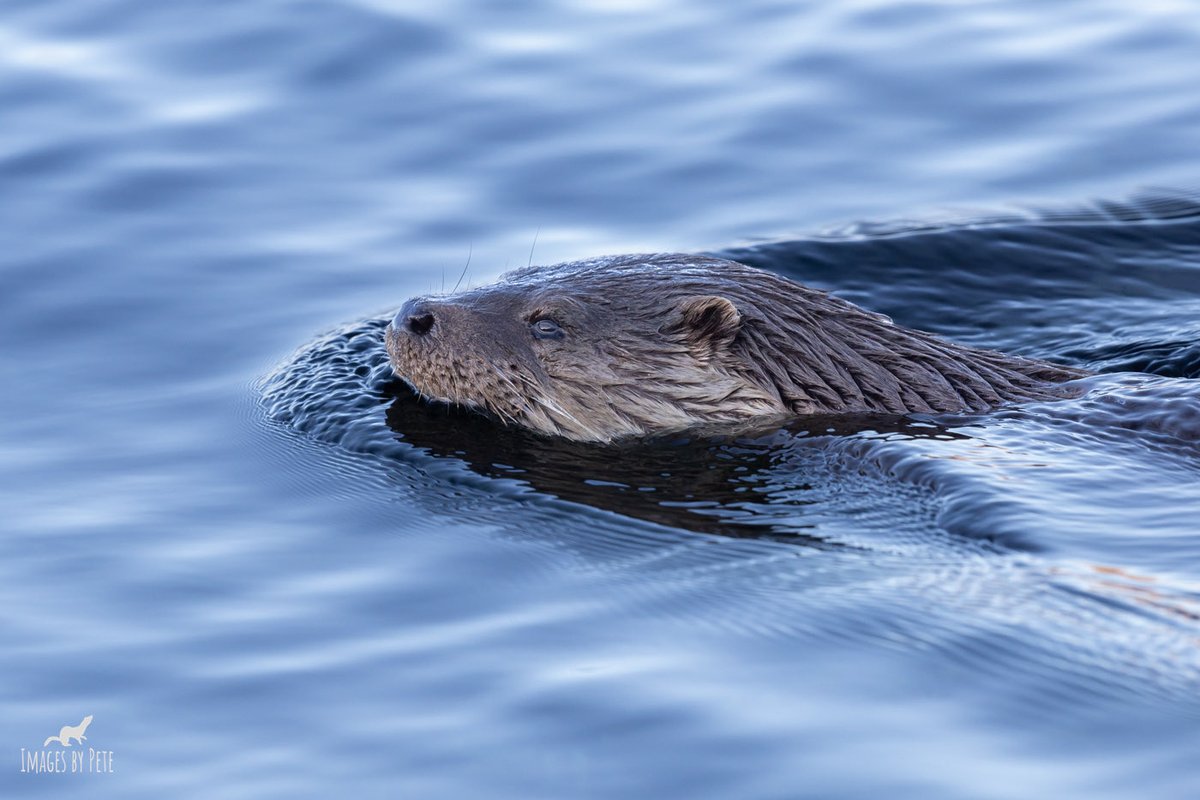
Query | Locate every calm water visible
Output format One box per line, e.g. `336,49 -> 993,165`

3,1 -> 1200,797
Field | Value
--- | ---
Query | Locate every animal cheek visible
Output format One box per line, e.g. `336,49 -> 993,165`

540,349 -> 610,381
529,343 -> 573,369
534,353 -> 575,382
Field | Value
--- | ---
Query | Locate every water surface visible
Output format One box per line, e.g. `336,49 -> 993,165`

3,1 -> 1200,798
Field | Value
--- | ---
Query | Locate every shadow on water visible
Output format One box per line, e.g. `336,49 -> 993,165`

380,377 -> 970,545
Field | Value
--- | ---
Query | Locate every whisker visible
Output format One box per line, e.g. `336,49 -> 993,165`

528,225 -> 541,268
452,244 -> 472,294
487,363 -> 536,417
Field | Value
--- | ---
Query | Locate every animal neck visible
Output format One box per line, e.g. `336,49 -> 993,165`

733,294 -> 1082,415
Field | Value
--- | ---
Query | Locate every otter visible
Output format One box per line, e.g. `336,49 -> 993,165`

385,253 -> 1088,442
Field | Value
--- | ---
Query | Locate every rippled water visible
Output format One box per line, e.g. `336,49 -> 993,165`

3,2 -> 1200,798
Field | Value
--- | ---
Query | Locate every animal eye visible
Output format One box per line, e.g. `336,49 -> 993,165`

531,318 -> 564,339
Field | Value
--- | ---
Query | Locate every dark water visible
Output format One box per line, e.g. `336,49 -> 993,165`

3,2 -> 1200,798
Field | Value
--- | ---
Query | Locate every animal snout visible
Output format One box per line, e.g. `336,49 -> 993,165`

394,299 -> 436,337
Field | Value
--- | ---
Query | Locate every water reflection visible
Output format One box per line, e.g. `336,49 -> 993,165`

382,378 -> 969,543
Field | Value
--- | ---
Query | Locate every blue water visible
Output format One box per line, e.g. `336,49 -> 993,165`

3,1 -> 1200,797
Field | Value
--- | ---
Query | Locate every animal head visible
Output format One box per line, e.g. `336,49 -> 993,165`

385,254 -> 787,441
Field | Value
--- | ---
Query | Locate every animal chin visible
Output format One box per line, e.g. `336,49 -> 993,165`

407,380 -> 456,408
408,376 -> 489,415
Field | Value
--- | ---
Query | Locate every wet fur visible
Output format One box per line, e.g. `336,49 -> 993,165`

386,254 -> 1087,442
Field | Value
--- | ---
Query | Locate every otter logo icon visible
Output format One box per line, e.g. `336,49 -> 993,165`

42,715 -> 92,747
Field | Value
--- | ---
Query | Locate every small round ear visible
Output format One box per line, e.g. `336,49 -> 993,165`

663,295 -> 741,349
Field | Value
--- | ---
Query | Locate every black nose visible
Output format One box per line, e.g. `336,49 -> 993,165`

394,299 -> 435,337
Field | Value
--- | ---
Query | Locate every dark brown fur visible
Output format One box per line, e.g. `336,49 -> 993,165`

385,254 -> 1088,442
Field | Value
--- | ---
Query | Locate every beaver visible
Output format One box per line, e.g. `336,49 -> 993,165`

385,253 -> 1088,442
